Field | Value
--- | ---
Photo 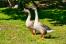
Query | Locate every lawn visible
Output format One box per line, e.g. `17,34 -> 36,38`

0,8 -> 66,44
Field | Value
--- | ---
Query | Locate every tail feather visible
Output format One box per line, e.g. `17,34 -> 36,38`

47,30 -> 54,33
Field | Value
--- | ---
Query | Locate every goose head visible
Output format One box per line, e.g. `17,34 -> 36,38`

31,6 -> 37,10
23,8 -> 30,13
23,8 -> 30,16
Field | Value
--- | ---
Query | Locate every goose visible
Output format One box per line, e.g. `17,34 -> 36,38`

23,8 -> 36,35
31,7 -> 54,39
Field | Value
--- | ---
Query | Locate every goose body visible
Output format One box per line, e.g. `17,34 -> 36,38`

34,21 -> 53,33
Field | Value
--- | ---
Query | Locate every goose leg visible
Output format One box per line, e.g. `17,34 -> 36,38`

29,28 -> 36,35
32,29 -> 36,35
39,29 -> 45,40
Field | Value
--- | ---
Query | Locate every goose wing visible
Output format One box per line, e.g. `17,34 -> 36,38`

42,24 -> 51,30
38,22 -> 51,30
40,23 -> 54,33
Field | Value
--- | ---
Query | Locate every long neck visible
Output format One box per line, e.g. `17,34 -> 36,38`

34,9 -> 39,22
26,12 -> 31,22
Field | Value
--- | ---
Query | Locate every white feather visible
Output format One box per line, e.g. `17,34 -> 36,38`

47,30 -> 54,33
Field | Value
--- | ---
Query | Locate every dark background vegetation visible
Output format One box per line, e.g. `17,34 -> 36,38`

0,0 -> 66,25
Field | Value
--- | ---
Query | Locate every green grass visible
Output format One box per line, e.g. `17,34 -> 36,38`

0,8 -> 66,44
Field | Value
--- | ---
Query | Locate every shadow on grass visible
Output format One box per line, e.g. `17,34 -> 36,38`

0,8 -> 27,20
45,35 -> 59,39
38,9 -> 66,26
36,33 -> 58,39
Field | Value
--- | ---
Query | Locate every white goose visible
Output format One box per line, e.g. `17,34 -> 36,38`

32,7 -> 54,39
23,8 -> 36,35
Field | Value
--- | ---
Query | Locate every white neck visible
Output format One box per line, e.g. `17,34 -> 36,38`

34,8 -> 39,22
26,12 -> 31,23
